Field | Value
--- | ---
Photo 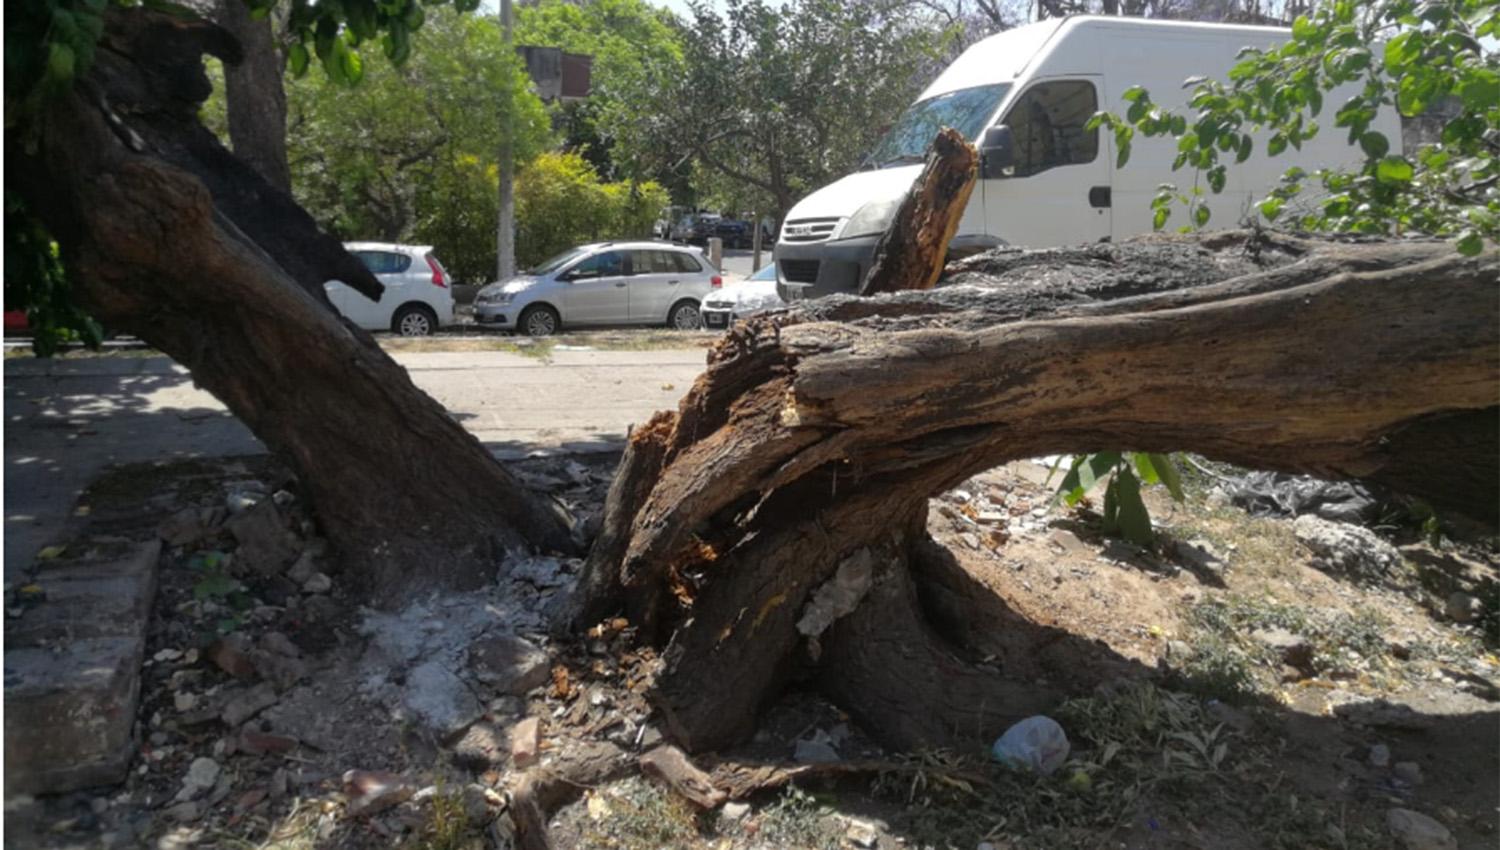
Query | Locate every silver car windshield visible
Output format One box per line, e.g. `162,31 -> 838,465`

864,83 -> 1011,168
528,247 -> 588,275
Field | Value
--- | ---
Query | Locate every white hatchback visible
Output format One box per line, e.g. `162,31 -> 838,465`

324,242 -> 456,336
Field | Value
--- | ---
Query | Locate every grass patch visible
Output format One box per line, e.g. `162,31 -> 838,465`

575,777 -> 704,849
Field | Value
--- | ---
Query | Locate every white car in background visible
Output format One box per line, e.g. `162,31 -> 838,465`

701,262 -> 784,330
324,242 -> 455,336
473,241 -> 721,337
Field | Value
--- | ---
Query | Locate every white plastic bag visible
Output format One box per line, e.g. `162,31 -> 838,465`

991,715 -> 1070,775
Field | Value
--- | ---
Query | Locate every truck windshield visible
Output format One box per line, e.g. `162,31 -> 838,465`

865,83 -> 1011,168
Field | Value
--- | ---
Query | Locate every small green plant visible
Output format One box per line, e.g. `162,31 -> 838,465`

188,550 -> 251,635
758,787 -> 841,850
1053,452 -> 1185,547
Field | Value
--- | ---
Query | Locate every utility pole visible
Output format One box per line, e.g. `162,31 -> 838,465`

497,0 -> 516,283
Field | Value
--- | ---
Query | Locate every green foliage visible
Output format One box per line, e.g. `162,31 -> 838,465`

284,8 -> 551,283
187,550 -> 249,635
515,0 -> 685,184
1056,452 -> 1185,547
604,0 -> 941,219
1088,0 -> 1498,251
3,193 -> 104,356
514,151 -> 668,268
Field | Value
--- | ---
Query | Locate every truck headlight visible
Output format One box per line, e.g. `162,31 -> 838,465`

840,198 -> 901,239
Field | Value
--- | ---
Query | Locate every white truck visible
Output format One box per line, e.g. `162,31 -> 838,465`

774,15 -> 1402,300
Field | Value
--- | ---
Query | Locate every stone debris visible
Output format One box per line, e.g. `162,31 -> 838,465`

1251,627 -> 1315,676
1443,591 -> 1482,624
206,636 -> 258,681
285,551 -> 318,586
1292,515 -> 1401,579
451,722 -> 507,770
174,757 -> 220,802
225,500 -> 301,577
1368,743 -> 1391,768
220,683 -> 278,728
1393,761 -> 1423,785
721,801 -> 751,821
469,634 -> 550,695
237,729 -> 298,756
403,660 -> 484,739
1385,808 -> 1456,850
844,817 -> 880,848
510,717 -> 542,768
1173,537 -> 1226,576
342,769 -> 415,817
301,573 -> 332,594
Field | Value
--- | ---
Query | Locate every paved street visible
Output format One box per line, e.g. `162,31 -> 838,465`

4,348 -> 707,575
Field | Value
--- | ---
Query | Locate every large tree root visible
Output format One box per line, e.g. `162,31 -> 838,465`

571,232 -> 1499,755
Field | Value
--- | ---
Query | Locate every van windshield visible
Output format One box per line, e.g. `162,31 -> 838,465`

865,84 -> 1011,168
528,247 -> 587,275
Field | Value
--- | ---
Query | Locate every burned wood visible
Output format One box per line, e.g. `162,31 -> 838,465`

860,127 -> 978,296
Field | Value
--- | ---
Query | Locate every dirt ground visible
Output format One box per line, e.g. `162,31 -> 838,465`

4,453 -> 1495,850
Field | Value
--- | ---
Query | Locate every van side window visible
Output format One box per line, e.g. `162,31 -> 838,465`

1000,80 -> 1098,177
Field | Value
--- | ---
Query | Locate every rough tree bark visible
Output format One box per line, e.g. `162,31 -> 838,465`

573,232 -> 1499,754
860,127 -> 978,296
213,0 -> 291,191
10,9 -> 574,599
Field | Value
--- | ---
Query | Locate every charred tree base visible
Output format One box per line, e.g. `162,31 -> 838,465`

571,232 -> 1498,756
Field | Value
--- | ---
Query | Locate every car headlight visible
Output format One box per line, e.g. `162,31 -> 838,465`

840,198 -> 901,239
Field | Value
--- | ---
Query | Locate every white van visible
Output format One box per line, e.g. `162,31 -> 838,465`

774,15 -> 1401,300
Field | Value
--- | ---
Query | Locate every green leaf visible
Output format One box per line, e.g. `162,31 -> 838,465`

1057,452 -> 1121,506
1383,31 -> 1417,68
1291,15 -> 1316,41
288,42 -> 309,76
1375,155 -> 1414,184
1358,131 -> 1389,159
1455,230 -> 1484,256
46,42 -> 76,83
1122,85 -> 1147,103
1207,165 -> 1226,194
1130,452 -> 1160,485
1259,196 -> 1285,220
1235,134 -> 1252,164
1153,206 -> 1170,230
1267,134 -> 1287,156
1193,203 -> 1211,228
1459,71 -> 1499,111
1112,467 -> 1153,546
1147,453 -> 1185,501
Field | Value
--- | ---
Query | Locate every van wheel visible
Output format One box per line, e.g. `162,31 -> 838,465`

519,304 -> 560,337
668,300 -> 702,330
393,304 -> 437,337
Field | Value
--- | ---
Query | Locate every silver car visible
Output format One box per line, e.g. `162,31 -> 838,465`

473,242 -> 721,336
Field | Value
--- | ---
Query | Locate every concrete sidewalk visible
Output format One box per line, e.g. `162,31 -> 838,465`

4,349 -> 707,576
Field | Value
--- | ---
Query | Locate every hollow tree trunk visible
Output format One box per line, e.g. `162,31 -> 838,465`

573,231 -> 1499,754
11,9 -> 573,599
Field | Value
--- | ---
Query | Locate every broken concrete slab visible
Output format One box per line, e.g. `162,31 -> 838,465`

4,540 -> 160,796
4,636 -> 146,795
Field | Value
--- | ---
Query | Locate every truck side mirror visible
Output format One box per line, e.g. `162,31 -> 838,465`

980,125 -> 1015,179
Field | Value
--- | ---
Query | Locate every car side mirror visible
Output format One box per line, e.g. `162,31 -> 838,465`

980,125 -> 1015,179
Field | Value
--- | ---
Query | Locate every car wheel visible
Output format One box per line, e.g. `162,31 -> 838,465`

668,300 -> 702,330
393,304 -> 437,337
519,304 -> 560,337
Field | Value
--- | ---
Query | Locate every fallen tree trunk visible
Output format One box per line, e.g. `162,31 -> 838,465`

11,10 -> 574,598
574,232 -> 1499,754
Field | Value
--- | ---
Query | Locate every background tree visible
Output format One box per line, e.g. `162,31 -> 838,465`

284,8 -> 551,282
513,150 -> 668,266
608,0 -> 941,224
514,0 -> 685,186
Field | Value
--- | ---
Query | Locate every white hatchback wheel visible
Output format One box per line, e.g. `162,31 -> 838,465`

670,301 -> 701,330
395,306 -> 436,337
